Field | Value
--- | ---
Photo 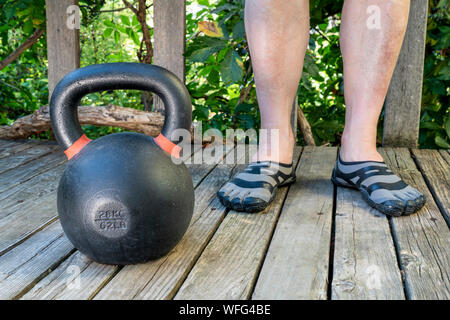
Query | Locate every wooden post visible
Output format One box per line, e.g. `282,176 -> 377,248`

153,0 -> 186,113
383,0 -> 429,147
45,0 -> 80,100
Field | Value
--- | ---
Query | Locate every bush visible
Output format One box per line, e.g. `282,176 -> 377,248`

0,0 -> 448,148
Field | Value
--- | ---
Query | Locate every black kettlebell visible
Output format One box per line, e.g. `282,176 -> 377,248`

50,63 -> 194,265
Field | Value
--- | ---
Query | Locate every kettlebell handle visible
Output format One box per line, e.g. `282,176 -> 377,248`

50,63 -> 192,159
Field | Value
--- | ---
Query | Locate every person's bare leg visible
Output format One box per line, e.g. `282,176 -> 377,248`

246,0 -> 309,164
335,0 -> 425,216
339,0 -> 409,161
217,0 -> 309,212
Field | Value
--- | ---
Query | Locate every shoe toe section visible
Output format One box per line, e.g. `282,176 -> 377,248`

242,197 -> 269,213
378,200 -> 406,217
405,194 -> 426,215
218,193 -> 232,208
231,197 -> 244,212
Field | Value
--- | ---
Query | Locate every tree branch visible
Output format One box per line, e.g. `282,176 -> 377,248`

0,29 -> 44,71
137,0 -> 153,64
297,105 -> 316,146
122,0 -> 138,15
0,105 -> 165,140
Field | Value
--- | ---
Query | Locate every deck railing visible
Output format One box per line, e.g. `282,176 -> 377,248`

44,0 -> 429,147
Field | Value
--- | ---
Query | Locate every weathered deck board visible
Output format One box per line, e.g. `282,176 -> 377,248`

174,148 -> 303,300
252,147 -> 337,300
93,146 -> 241,300
0,149 -> 65,194
0,139 -> 21,152
0,142 -> 58,174
0,222 -> 74,299
332,187 -> 405,300
411,149 -> 449,225
0,142 -> 449,300
21,251 -> 117,300
0,140 -> 39,159
0,162 -> 66,254
1,145 -> 221,300
380,148 -> 450,300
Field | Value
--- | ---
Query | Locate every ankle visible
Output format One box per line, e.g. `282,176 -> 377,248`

340,141 -> 382,163
339,146 -> 383,162
253,129 -> 295,163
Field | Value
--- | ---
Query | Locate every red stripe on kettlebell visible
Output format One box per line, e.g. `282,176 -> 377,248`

64,134 -> 91,160
154,133 -> 181,158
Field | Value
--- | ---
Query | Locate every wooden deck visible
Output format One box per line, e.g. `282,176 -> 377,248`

0,139 -> 448,300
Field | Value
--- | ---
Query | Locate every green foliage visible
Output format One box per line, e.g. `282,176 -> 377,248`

0,0 -> 47,125
0,0 -> 106,130
185,0 -> 346,144
0,0 -> 448,148
419,0 -> 450,148
297,2 -> 345,145
185,0 -> 258,132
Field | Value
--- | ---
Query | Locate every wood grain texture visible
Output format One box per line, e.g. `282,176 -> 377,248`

153,0 -> 186,113
45,0 -> 80,98
0,222 -> 74,299
0,140 -> 24,154
1,144 -> 449,300
383,0 -> 429,147
93,147 -> 241,300
0,105 -> 165,140
21,251 -> 116,300
174,148 -> 302,300
0,140 -> 39,159
0,149 -> 65,194
252,147 -> 337,300
332,187 -> 404,300
411,149 -> 449,225
380,148 -> 450,299
0,142 -> 58,175
0,159 -> 67,255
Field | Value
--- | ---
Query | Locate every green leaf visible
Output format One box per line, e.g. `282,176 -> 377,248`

114,30 -> 120,43
187,38 -> 227,62
237,114 -> 255,129
116,25 -> 126,33
193,105 -> 209,120
420,121 -> 442,130
120,15 -> 131,26
132,31 -> 141,46
23,19 -> 33,34
220,49 -> 244,84
189,47 -> 222,62
103,20 -> 115,28
435,136 -> 450,149
4,5 -> 17,22
132,15 -> 139,26
207,69 -> 220,85
212,4 -> 237,14
234,103 -> 253,114
303,54 -> 320,78
103,28 -> 113,38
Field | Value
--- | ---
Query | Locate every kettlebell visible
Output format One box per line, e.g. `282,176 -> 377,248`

50,62 -> 195,265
